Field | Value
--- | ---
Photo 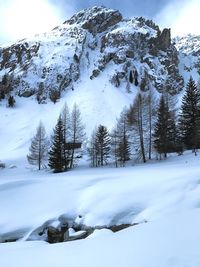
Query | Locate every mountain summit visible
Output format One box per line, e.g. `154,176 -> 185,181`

0,6 -> 190,103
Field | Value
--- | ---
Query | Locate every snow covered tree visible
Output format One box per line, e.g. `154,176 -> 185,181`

154,95 -> 168,158
95,125 -> 111,166
153,95 -> 178,158
48,116 -> 65,172
178,77 -> 200,154
27,122 -> 48,170
70,104 -> 85,169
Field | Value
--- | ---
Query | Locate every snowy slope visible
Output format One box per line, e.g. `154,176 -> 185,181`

175,34 -> 200,83
0,69 -> 136,162
1,152 -> 200,266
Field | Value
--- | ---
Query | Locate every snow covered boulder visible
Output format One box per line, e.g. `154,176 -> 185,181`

65,228 -> 88,242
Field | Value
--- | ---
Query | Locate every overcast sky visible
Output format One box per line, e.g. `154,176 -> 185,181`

0,0 -> 200,45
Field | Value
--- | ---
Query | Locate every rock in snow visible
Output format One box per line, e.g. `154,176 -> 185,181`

0,6 -> 187,102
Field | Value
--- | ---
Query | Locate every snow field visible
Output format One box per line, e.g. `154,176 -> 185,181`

1,152 -> 200,266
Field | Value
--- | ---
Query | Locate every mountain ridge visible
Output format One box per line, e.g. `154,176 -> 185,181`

0,6 -> 189,103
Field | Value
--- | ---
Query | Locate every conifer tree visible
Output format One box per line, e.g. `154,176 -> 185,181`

48,116 -> 65,172
27,122 -> 48,170
178,77 -> 200,154
153,95 -> 177,158
95,125 -> 111,166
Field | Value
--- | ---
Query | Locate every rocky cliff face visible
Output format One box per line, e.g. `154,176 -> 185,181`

174,34 -> 200,79
0,6 -> 185,102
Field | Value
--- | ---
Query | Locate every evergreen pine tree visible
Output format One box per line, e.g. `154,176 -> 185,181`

95,125 -> 111,166
27,122 -> 48,170
153,95 -> 176,158
48,116 -> 65,172
178,77 -> 200,154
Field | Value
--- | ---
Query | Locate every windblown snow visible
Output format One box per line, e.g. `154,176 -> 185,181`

1,152 -> 200,266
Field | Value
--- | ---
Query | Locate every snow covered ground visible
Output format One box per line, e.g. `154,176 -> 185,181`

0,68 -> 136,162
1,151 -> 200,266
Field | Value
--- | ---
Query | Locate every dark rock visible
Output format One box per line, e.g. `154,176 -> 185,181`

20,90 -> 35,97
66,7 -> 122,34
0,162 -> 6,168
126,50 -> 134,58
109,223 -> 136,232
90,69 -> 101,79
111,74 -> 120,87
155,28 -> 171,51
47,226 -> 64,243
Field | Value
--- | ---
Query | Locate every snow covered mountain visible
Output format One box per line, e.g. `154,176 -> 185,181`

0,6 -> 184,100
0,6 -> 199,161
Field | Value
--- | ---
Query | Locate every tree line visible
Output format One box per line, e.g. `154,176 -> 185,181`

27,76 -> 200,172
27,103 -> 85,172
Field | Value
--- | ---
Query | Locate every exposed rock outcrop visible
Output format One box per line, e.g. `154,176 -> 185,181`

65,6 -> 122,34
174,34 -> 200,78
0,6 -> 186,102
